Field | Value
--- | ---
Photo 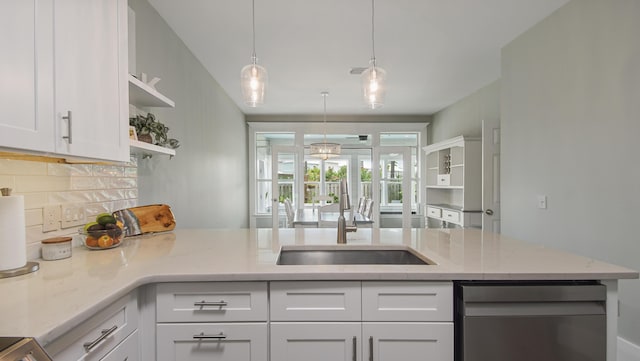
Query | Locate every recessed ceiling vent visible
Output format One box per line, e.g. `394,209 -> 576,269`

349,67 -> 367,75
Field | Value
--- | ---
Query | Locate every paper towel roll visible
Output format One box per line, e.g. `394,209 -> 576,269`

0,195 -> 27,271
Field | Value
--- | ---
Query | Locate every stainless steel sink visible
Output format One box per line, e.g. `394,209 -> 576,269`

276,246 -> 434,265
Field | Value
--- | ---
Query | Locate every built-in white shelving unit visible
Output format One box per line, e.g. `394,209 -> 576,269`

423,136 -> 482,228
128,74 -> 176,158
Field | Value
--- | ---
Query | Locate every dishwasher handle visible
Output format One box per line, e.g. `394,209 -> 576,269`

463,300 -> 606,317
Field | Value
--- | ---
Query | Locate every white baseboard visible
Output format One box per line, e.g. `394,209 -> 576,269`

619,337 -> 640,361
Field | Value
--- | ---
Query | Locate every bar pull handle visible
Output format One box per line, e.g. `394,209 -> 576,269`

83,325 -> 118,352
369,336 -> 374,361
193,332 -> 227,340
194,300 -> 228,307
62,111 -> 73,144
352,336 -> 357,361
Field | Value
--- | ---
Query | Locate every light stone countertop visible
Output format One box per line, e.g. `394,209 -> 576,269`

0,228 -> 637,345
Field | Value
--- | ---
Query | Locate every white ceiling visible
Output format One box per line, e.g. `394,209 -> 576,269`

146,0 -> 568,116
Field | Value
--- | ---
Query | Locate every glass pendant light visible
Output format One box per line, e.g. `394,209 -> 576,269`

240,0 -> 267,107
310,92 -> 341,160
362,0 -> 386,109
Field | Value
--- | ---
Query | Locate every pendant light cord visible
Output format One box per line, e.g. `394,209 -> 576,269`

322,92 -> 328,144
251,0 -> 257,63
371,0 -> 376,66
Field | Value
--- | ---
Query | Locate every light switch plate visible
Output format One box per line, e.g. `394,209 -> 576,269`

61,203 -> 86,229
537,195 -> 547,209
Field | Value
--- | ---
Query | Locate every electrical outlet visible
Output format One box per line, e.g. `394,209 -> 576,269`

61,203 -> 86,229
43,205 -> 61,232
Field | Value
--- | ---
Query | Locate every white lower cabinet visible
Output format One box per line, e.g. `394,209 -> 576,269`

156,323 -> 267,361
363,323 -> 453,361
270,281 -> 454,361
270,322 -> 362,361
45,292 -> 139,361
100,329 -> 140,361
155,282 -> 269,361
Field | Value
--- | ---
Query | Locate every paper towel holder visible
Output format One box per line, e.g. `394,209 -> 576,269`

0,262 -> 39,279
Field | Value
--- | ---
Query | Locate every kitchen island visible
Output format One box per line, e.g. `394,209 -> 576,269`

0,228 -> 636,360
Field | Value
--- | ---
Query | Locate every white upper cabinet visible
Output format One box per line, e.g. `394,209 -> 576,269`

0,0 -> 129,162
53,0 -> 129,162
0,0 -> 55,153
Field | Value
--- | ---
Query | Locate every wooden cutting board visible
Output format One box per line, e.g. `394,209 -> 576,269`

113,204 -> 176,237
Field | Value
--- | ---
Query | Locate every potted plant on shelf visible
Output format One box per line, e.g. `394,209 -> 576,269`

129,113 -> 180,149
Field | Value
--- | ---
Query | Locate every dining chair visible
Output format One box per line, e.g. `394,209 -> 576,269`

363,199 -> 374,219
317,203 -> 340,228
283,199 -> 295,228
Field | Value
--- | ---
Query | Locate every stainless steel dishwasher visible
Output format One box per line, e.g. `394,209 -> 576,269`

455,281 -> 606,361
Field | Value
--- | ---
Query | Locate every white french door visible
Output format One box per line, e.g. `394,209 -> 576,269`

271,146 -> 299,228
374,146 -> 413,228
482,119 -> 501,233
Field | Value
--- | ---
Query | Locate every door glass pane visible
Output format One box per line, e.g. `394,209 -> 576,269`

257,180 -> 271,214
274,150 -> 296,228
380,152 -> 404,212
304,158 -> 321,205
324,158 -> 348,203
359,155 -> 372,199
255,133 -> 293,215
380,133 -> 418,146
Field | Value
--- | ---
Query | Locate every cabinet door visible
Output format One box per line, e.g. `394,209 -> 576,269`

157,323 -> 267,361
362,282 -> 453,322
53,0 -> 129,162
100,329 -> 139,361
46,292 -> 138,361
156,282 -> 268,323
271,322 -> 362,361
270,281 -> 361,321
0,0 -> 55,153
363,323 -> 453,361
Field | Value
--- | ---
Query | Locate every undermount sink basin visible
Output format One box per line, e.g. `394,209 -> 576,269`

276,246 -> 434,266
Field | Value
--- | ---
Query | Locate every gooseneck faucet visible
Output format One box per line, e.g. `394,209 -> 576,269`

337,179 -> 357,244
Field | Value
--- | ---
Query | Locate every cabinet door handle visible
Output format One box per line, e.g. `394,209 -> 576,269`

352,336 -> 357,361
194,300 -> 228,308
83,325 -> 118,352
193,332 -> 227,340
62,110 -> 73,144
369,336 -> 374,361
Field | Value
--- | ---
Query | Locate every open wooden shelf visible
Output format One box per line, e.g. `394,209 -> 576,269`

129,139 -> 176,157
128,74 -> 175,108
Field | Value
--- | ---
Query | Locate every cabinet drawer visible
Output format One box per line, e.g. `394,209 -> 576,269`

270,281 -> 361,321
156,282 -> 268,322
100,329 -> 139,361
436,174 -> 450,186
362,282 -> 453,322
442,210 -> 460,223
157,323 -> 267,361
46,292 -> 138,361
426,207 -> 442,218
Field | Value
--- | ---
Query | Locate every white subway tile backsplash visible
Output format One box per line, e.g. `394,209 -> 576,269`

22,192 -> 49,209
0,159 -> 47,175
124,166 -> 137,177
0,175 -> 13,188
105,177 -> 137,189
71,176 -> 103,190
0,158 -> 138,258
93,165 -> 125,177
25,209 -> 43,227
47,163 -> 93,177
15,175 -> 71,192
49,191 -> 96,204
